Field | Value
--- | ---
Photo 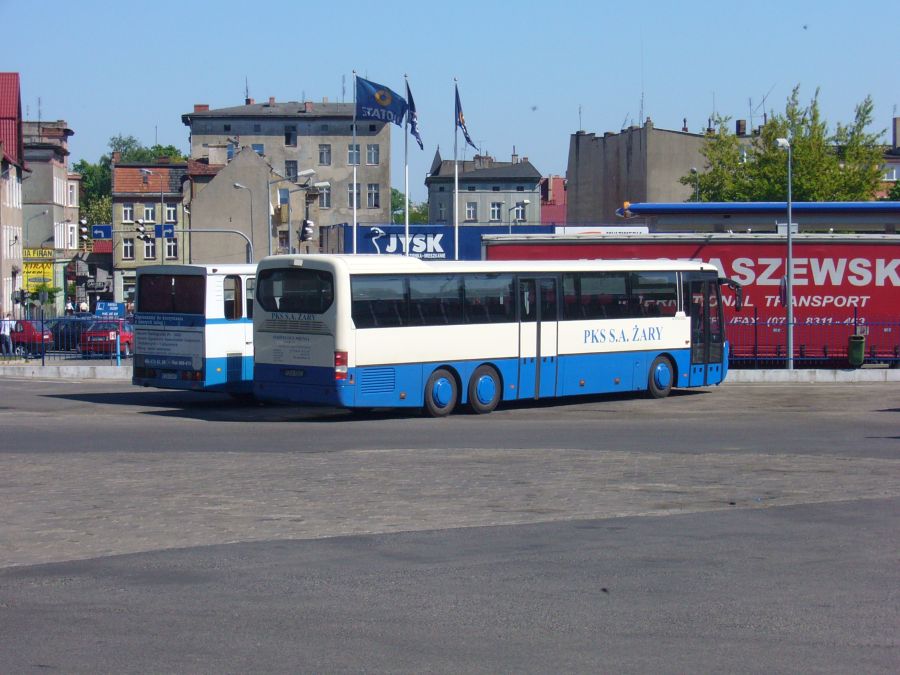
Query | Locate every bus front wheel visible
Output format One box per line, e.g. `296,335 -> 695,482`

424,368 -> 458,417
647,356 -> 674,399
468,365 -> 501,414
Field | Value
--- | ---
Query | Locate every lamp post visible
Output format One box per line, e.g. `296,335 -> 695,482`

233,183 -> 255,261
267,169 -> 315,256
289,179 -> 330,251
24,209 -> 49,247
508,199 -> 530,234
776,137 -> 793,370
690,167 -> 700,202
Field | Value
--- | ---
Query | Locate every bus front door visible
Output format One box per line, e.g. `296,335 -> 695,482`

688,278 -> 725,386
517,277 -> 559,400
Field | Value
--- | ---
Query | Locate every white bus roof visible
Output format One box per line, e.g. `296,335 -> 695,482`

258,254 -> 721,275
136,263 -> 256,276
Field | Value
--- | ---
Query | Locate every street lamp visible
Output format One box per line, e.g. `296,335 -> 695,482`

233,182 -> 255,260
508,199 -> 531,234
24,209 -> 49,246
776,136 -> 793,370
690,167 -> 700,202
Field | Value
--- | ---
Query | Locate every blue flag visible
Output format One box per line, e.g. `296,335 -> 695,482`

356,76 -> 408,127
455,84 -> 477,151
406,81 -> 423,150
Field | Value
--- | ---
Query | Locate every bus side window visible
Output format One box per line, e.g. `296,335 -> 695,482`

245,277 -> 255,319
224,275 -> 242,320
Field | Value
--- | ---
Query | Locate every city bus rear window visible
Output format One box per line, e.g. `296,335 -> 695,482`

137,274 -> 205,314
257,268 -> 334,314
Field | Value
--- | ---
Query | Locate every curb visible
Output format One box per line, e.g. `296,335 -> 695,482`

0,364 -> 133,381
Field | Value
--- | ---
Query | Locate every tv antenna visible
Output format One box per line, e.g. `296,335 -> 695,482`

752,83 -> 776,126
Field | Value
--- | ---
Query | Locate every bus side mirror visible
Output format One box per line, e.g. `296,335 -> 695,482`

721,278 -> 743,312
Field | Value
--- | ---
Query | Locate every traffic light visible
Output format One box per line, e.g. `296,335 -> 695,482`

135,219 -> 148,241
299,219 -> 315,242
15,289 -> 27,304
80,224 -> 89,242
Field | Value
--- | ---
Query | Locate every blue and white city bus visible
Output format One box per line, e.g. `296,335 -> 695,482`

133,264 -> 256,393
252,255 -> 742,416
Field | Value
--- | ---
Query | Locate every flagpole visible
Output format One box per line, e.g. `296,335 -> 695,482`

453,80 -> 459,261
404,74 -> 410,256
352,69 -> 358,254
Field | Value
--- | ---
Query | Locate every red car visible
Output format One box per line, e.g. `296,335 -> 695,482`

79,320 -> 134,357
10,320 -> 53,356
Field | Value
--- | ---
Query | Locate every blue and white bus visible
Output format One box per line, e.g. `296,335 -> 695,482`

133,264 -> 256,394
252,255 -> 742,416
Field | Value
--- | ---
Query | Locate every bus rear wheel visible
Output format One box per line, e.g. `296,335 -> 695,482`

424,368 -> 458,417
647,356 -> 674,399
468,365 -> 501,414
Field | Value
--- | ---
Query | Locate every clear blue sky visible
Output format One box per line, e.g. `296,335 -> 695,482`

5,0 -> 899,202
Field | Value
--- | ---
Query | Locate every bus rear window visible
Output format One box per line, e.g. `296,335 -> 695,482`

137,274 -> 205,314
257,268 -> 334,314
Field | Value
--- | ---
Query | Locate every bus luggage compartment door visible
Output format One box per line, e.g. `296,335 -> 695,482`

517,277 -> 558,400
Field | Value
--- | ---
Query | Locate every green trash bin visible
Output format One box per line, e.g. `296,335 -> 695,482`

848,334 -> 865,368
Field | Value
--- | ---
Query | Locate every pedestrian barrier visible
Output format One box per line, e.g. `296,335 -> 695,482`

0,313 -> 132,366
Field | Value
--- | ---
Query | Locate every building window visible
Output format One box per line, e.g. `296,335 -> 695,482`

143,204 -> 156,222
438,186 -> 445,192
319,144 -> 331,165
516,186 -> 525,192
253,124 -> 261,132
514,201 -> 527,221
467,185 -> 476,191
367,183 -> 380,208
466,202 -> 477,221
369,124 -> 376,132
251,143 -> 265,156
284,125 -> 297,147
348,144 -> 360,166
67,182 -> 78,207
490,202 -> 502,222
165,204 -> 177,223
883,166 -> 897,181
320,124 -> 329,132
438,202 -> 446,222
143,238 -> 156,260
224,124 -> 231,132
278,188 -> 289,205
122,203 -> 134,222
122,238 -> 135,260
492,186 -> 500,192
165,238 -> 178,259
366,144 -> 380,165
318,186 -> 331,208
285,160 -> 298,181
347,183 -> 360,208
278,231 -> 289,250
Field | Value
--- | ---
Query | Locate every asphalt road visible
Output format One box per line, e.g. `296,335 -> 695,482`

0,379 -> 898,673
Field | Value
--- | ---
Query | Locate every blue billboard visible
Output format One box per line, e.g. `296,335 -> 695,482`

340,224 -> 554,261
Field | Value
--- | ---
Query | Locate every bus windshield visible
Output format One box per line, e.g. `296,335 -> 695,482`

257,267 -> 334,314
137,274 -> 205,314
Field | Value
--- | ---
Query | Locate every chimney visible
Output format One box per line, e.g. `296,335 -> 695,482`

894,116 -> 900,151
522,156 -> 528,164
511,145 -> 518,164
322,96 -> 329,103
193,104 -> 209,113
112,151 -> 121,164
245,97 -> 255,105
268,96 -> 275,106
736,119 -> 747,136
304,101 -> 313,113
682,117 -> 689,133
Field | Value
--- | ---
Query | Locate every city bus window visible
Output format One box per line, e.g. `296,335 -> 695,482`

464,274 -> 514,324
409,275 -> 463,326
257,268 -> 334,314
245,278 -> 255,319
352,276 -> 407,328
630,271 -> 677,317
223,275 -> 242,320
137,274 -> 205,314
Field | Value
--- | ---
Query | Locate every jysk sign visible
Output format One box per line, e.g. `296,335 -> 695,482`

342,224 -> 554,261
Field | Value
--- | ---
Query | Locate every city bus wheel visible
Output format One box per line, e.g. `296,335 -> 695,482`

468,365 -> 501,414
424,368 -> 458,417
647,356 -> 674,399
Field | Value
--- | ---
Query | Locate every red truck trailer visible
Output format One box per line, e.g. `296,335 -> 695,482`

483,233 -> 900,366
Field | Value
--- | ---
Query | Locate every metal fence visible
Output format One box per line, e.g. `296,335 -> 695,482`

0,313 -> 131,366
729,308 -> 899,369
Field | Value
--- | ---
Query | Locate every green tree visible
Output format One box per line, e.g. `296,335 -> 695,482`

888,180 -> 900,201
683,87 -> 885,202
391,188 -> 430,224
80,193 -> 112,225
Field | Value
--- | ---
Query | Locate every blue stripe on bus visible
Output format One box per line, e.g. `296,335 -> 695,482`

133,354 -> 254,393
252,347 -> 721,409
134,315 -> 252,327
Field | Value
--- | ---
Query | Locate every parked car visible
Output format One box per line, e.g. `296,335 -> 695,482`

10,320 -> 54,356
78,320 -> 134,358
51,313 -> 96,351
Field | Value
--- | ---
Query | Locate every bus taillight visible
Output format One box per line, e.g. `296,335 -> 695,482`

334,351 -> 348,380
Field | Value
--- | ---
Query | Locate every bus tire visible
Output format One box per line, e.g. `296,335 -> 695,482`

468,365 -> 501,414
647,356 -> 674,399
424,368 -> 457,417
